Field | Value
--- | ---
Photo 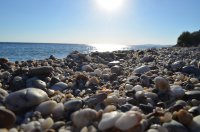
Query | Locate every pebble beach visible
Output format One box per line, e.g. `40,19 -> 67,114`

1,47 -> 200,132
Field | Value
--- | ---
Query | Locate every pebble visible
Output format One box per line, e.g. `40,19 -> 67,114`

5,88 -> 49,111
103,105 -> 117,113
111,65 -> 122,75
12,76 -> 25,91
64,99 -> 83,111
26,78 -> 46,90
182,66 -> 200,76
0,108 -> 16,128
52,103 -> 65,120
163,120 -> 189,132
188,115 -> 200,132
188,106 -> 200,116
140,75 -> 150,86
51,82 -> 68,91
51,121 -> 65,130
28,66 -> 53,76
133,85 -> 144,92
115,111 -> 142,131
171,61 -> 184,71
170,85 -> 185,98
154,76 -> 170,92
84,93 -> 107,107
81,65 -> 94,72
141,55 -> 154,62
22,121 -> 41,132
98,111 -> 122,130
125,84 -> 134,91
0,58 -> 9,63
71,108 -> 98,128
185,91 -> 200,100
173,109 -> 193,125
0,88 -> 8,102
40,117 -> 54,130
94,69 -> 102,77
35,100 -> 57,116
134,65 -> 151,74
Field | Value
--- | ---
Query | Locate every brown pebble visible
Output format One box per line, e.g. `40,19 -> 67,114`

173,109 -> 193,125
0,108 -> 16,129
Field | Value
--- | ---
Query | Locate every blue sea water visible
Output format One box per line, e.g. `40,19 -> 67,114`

0,42 -> 170,62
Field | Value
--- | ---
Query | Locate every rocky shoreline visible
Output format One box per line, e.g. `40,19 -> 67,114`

1,47 -> 200,132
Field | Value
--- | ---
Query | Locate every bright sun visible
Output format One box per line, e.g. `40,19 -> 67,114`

96,0 -> 125,12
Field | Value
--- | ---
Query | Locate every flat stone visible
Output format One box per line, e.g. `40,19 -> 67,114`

185,91 -> 200,100
5,88 -> 49,111
50,82 -> 68,91
28,66 -> 53,76
134,65 -> 150,74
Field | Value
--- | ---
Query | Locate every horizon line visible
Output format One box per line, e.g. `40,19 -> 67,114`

0,41 -> 174,46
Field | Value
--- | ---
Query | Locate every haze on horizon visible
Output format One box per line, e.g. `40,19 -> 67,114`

0,0 -> 200,45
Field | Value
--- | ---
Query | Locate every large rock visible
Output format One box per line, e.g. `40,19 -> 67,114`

5,88 -> 49,111
28,66 -> 53,76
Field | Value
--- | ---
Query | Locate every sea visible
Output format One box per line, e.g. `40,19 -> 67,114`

0,42 -> 171,62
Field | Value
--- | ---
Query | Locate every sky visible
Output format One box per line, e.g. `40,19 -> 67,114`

0,0 -> 200,45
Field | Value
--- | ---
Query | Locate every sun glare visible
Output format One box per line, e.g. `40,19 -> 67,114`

96,0 -> 125,12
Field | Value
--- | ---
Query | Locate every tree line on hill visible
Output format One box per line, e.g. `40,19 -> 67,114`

176,30 -> 200,47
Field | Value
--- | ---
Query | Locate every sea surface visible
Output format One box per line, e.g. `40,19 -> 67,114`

0,42 -> 170,62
